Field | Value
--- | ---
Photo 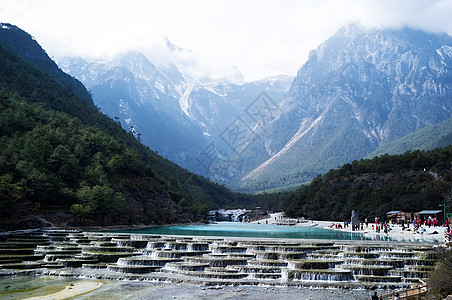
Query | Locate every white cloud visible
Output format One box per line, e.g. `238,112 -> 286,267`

1,0 -> 452,81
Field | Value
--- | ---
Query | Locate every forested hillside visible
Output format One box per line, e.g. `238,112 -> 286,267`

280,146 -> 452,221
368,117 -> 452,158
0,34 -> 254,230
0,23 -> 93,105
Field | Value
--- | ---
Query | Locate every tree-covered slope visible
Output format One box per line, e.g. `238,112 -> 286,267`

0,29 -> 254,230
280,146 -> 452,222
368,117 -> 452,158
0,23 -> 94,105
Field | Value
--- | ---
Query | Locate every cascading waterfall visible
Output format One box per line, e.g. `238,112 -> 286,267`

0,230 -> 441,289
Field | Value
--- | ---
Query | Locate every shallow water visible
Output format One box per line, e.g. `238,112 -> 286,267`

0,276 -> 375,300
0,276 -> 80,299
111,222 -> 399,241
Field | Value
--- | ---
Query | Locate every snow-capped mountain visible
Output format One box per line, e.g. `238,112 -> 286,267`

60,25 -> 452,192
237,24 -> 452,191
59,53 -> 292,174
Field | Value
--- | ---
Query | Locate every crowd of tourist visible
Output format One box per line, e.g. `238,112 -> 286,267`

329,216 -> 451,237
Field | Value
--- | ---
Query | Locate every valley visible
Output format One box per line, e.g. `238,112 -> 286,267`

2,3 -> 452,297
59,25 -> 452,193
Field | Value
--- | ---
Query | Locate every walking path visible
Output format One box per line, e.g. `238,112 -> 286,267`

253,213 -> 446,242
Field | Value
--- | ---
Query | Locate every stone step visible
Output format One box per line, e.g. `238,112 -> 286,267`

205,267 -> 238,273
56,258 -> 99,267
82,263 -> 108,269
0,248 -> 36,255
0,241 -> 50,248
185,256 -> 249,268
83,235 -> 113,242
44,232 -> 71,242
145,242 -> 166,249
209,246 -> 247,254
165,262 -> 210,272
41,262 -> 65,269
0,258 -> 23,264
343,258 -> 404,268
130,235 -> 162,241
0,262 -> 43,270
379,252 -> 419,258
340,245 -> 399,253
307,253 -> 341,259
356,275 -> 403,283
89,241 -> 117,247
404,259 -> 436,266
117,256 -> 182,267
343,252 -> 380,259
405,265 -> 435,272
44,254 -> 76,262
82,246 -> 135,253
6,236 -> 49,242
35,249 -> 82,255
287,259 -> 343,269
283,269 -> 354,281
224,253 -> 255,258
340,265 -> 393,276
107,264 -> 162,274
253,251 -> 306,260
248,259 -> 288,267
237,241 -> 302,247
164,242 -> 188,251
228,265 -> 282,274
150,250 -> 210,258
249,273 -> 282,280
69,238 -> 92,244
0,254 -> 45,263
111,239 -> 149,249
82,252 -> 136,263
179,270 -> 248,279
187,243 -> 210,251
246,245 -> 323,253
389,270 -> 432,279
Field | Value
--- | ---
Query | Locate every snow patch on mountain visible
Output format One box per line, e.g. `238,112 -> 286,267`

243,112 -> 326,181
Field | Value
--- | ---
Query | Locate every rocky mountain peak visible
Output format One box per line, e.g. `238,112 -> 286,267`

238,25 -> 452,191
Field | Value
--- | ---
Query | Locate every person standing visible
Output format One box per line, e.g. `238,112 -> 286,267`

371,291 -> 380,300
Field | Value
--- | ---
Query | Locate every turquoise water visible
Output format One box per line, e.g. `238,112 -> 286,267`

112,222 -> 394,241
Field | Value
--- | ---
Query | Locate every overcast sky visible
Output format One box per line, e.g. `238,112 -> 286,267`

1,0 -> 452,82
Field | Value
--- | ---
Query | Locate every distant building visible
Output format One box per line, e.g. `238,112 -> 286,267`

386,210 -> 444,225
386,211 -> 417,223
418,210 -> 443,225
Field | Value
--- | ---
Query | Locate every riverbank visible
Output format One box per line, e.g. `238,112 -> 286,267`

253,213 -> 446,243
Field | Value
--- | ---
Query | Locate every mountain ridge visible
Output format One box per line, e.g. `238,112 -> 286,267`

57,24 -> 452,193
59,53 -> 293,175
0,24 -> 257,230
237,25 -> 452,191
0,23 -> 94,106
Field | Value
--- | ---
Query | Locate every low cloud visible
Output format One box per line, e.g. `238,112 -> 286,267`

1,0 -> 451,82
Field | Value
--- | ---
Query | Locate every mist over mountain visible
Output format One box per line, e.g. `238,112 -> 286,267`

59,55 -> 292,173
0,23 -> 259,229
0,23 -> 94,106
60,24 -> 452,192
